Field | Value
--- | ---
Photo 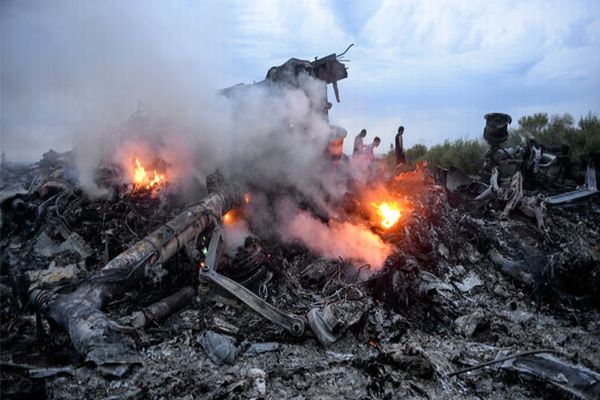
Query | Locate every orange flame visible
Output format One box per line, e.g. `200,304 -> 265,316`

132,158 -> 165,191
371,201 -> 401,229
221,195 -> 250,225
223,210 -> 234,224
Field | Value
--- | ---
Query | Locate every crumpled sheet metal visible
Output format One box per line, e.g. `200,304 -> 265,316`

501,353 -> 600,400
454,309 -> 485,337
473,168 -> 545,229
475,167 -> 501,201
307,291 -> 369,347
546,160 -> 598,205
454,271 -> 483,293
73,310 -> 141,377
197,330 -> 240,365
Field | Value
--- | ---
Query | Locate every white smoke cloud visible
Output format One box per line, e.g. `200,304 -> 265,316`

278,206 -> 391,269
1,0 -> 227,162
1,0 -> 392,268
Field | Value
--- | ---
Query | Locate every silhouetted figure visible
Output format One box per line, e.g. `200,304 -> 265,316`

395,126 -> 405,165
353,129 -> 367,157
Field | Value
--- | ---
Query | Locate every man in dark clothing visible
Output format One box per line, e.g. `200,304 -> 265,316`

353,129 -> 367,157
395,126 -> 405,166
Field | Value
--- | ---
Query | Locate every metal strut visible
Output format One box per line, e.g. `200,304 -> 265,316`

199,225 -> 305,337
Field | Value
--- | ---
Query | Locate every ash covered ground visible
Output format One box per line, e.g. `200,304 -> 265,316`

1,148 -> 599,400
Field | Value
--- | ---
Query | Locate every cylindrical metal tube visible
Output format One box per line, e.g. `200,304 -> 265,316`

132,286 -> 196,329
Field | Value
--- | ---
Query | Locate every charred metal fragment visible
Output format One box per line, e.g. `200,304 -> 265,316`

488,249 -> 534,285
199,226 -> 306,337
475,167 -> 501,201
500,353 -> 600,400
476,169 -> 546,229
546,159 -> 598,205
197,330 -> 240,365
307,293 -> 368,347
130,286 -> 196,329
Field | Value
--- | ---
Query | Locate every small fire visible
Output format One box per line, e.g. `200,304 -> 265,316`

132,158 -> 165,191
222,195 -> 249,224
371,201 -> 401,229
223,210 -> 234,224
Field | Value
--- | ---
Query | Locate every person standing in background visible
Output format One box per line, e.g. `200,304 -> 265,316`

327,126 -> 347,161
395,126 -> 405,166
353,129 -> 367,157
363,137 -> 381,161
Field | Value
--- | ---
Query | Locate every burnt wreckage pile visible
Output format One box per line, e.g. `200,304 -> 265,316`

2,49 -> 600,397
2,143 -> 599,399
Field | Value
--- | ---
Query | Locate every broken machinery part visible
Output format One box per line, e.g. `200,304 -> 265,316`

199,226 -> 306,337
28,173 -> 242,370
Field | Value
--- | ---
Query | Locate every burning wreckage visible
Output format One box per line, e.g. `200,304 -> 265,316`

1,50 -> 600,400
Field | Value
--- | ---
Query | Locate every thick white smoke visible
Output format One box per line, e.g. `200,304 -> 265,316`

281,210 -> 392,269
2,0 -> 390,268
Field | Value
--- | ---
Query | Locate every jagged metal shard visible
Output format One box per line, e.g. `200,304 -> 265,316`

546,160 -> 598,204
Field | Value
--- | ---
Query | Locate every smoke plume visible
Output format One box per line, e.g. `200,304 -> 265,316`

281,211 -> 391,269
2,1 -> 389,268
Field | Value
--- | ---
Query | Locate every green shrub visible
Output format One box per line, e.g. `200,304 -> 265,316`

423,139 -> 487,175
508,112 -> 600,162
406,144 -> 427,163
387,140 -> 487,175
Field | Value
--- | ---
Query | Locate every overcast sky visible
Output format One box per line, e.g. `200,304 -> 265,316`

2,0 -> 600,161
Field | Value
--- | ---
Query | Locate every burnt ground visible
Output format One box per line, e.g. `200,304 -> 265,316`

1,153 -> 599,399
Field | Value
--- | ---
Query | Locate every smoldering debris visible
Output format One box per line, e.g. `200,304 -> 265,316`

1,141 -> 599,400
3,2 -> 599,398
2,35 -> 600,397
